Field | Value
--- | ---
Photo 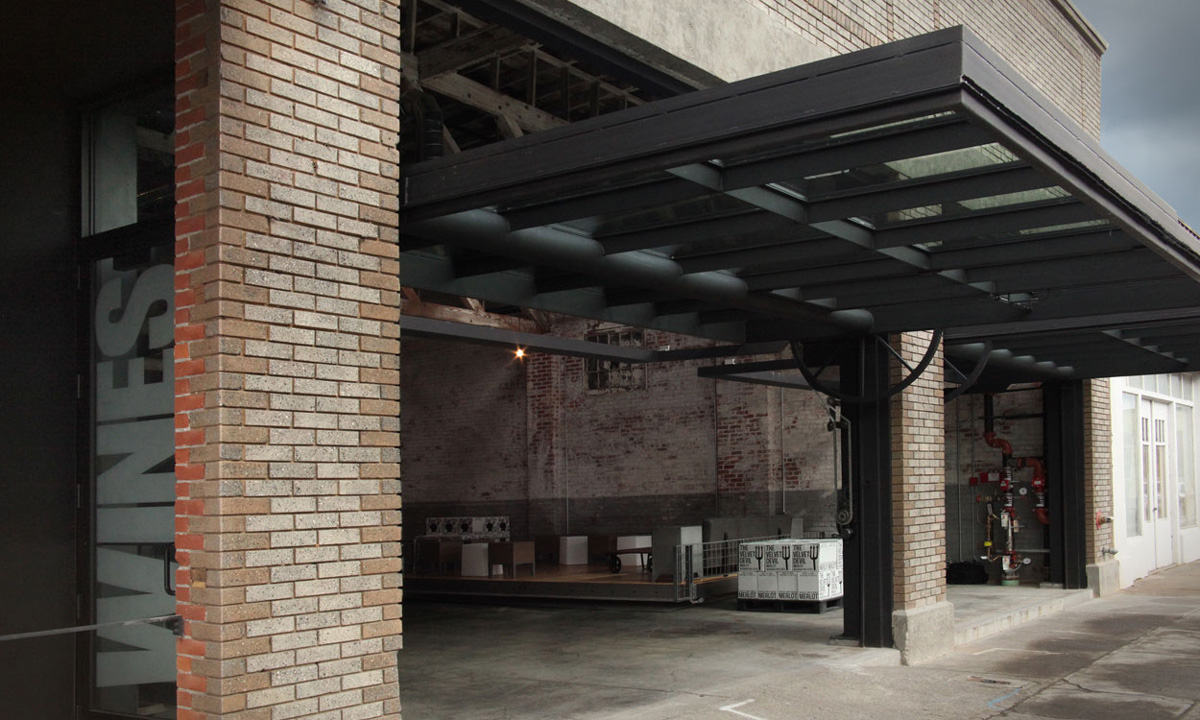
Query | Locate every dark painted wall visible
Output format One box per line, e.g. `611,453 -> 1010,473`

0,99 -> 80,720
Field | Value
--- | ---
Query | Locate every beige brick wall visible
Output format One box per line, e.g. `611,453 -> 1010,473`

752,0 -> 1103,137
1084,378 -> 1114,561
174,0 -> 403,717
890,331 -> 947,610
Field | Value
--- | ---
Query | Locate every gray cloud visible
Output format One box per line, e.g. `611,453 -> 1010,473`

1072,0 -> 1200,227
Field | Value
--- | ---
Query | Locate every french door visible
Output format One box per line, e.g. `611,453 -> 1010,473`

1140,399 -> 1175,569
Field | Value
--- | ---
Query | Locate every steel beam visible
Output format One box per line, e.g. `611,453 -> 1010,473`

676,236 -> 861,274
874,199 -> 1094,249
1043,382 -> 1088,589
807,163 -> 1053,223
928,228 -> 1134,270
970,249 -> 1177,293
839,337 -> 893,648
825,281 -> 995,310
722,119 -> 992,191
597,211 -> 791,254
401,32 -> 968,217
403,209 -> 875,331
741,258 -> 911,293
696,368 -> 812,389
400,314 -> 651,361
399,250 -> 742,341
945,279 -> 1200,338
502,177 -> 712,230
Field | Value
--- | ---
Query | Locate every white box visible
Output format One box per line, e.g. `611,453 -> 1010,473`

559,536 -> 588,565
738,542 -> 765,599
461,543 -> 490,576
783,539 -> 843,601
652,525 -> 703,580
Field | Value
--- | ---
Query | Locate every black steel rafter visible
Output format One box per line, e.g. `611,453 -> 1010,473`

806,162 -> 1054,223
400,26 -> 1200,380
658,160 -> 1005,305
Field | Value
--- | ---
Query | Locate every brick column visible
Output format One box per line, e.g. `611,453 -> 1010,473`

1083,377 -> 1118,595
174,0 -> 403,717
888,330 -> 952,664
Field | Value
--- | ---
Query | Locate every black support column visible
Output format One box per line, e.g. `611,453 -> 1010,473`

1043,380 -> 1088,589
838,336 -> 894,647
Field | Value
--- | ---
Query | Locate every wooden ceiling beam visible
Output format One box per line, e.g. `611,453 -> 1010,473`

418,25 -> 530,78
422,71 -> 567,133
401,297 -> 543,333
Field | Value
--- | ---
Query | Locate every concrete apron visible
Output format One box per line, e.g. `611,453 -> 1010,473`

949,584 -> 1096,647
894,584 -> 1098,664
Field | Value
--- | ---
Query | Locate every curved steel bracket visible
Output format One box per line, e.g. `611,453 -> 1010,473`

942,340 -> 993,403
788,330 -> 944,405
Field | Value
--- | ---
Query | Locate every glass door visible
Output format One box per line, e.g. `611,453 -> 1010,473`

81,82 -> 178,719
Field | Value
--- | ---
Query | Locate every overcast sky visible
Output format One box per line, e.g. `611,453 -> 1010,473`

1070,0 -> 1199,228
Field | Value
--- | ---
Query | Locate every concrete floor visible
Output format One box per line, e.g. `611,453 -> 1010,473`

396,563 -> 1200,719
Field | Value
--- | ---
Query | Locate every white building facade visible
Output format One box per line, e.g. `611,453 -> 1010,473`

1112,374 -> 1200,586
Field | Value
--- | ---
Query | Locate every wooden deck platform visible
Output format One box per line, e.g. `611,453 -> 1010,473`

405,563 -> 702,603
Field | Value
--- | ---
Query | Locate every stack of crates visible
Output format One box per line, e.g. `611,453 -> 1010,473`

738,538 -> 843,605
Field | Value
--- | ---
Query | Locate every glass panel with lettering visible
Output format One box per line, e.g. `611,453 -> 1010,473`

83,82 -> 177,719
89,246 -> 177,718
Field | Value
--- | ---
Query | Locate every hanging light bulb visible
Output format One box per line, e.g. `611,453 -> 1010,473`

514,347 -> 526,359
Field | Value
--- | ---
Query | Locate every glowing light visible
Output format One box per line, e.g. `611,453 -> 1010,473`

515,348 -> 526,359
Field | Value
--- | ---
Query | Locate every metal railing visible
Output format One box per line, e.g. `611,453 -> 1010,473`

0,614 -> 182,643
674,535 -> 791,602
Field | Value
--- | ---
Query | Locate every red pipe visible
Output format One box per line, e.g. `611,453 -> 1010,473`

983,431 -> 1013,456
1018,457 -> 1046,486
1017,457 -> 1050,526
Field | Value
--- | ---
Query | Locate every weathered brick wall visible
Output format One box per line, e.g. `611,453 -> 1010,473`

784,385 -> 839,535
398,337 -> 529,539
751,0 -> 1103,136
174,0 -> 403,717
398,339 -> 527,495
399,325 -> 837,538
890,331 -> 946,610
1084,378 -> 1113,561
559,327 -> 718,502
716,372 -> 771,502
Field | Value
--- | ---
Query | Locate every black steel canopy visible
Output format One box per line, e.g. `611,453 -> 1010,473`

399,26 -> 1200,381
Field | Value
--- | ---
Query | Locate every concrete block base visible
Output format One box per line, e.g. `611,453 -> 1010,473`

893,601 -> 955,665
1087,559 -> 1121,597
